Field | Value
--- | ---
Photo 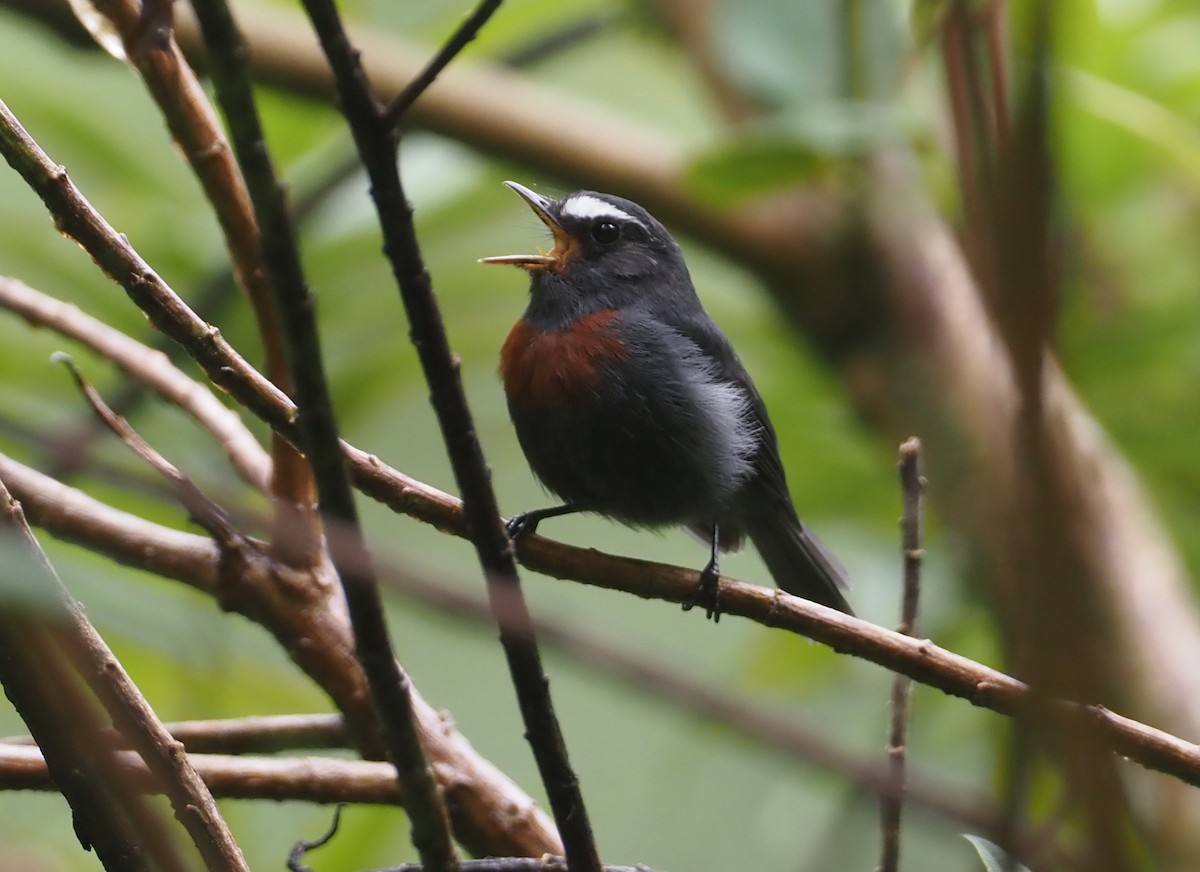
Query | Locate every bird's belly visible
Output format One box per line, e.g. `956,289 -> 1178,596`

509,391 -> 742,527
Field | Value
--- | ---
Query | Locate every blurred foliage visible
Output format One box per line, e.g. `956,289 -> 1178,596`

0,0 -> 1198,870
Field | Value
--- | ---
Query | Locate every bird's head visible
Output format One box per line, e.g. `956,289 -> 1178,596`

479,182 -> 688,313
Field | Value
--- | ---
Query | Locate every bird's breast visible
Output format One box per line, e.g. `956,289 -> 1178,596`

500,311 -> 630,409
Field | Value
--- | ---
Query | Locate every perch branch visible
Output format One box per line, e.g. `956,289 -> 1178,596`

4,450 -> 1200,793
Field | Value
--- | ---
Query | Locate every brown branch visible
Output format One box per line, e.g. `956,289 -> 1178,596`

5,448 -> 1200,796
2,442 -> 248,871
0,449 -> 561,858
0,744 -> 402,803
0,480 -> 198,872
2,713 -> 349,754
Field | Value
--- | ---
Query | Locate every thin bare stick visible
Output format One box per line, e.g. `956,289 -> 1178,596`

187,2 -> 457,867
0,276 -> 271,493
2,713 -> 348,754
296,2 -> 601,869
0,744 -> 402,803
55,352 -> 244,544
378,861 -> 663,872
878,437 -> 924,872
384,0 -> 503,125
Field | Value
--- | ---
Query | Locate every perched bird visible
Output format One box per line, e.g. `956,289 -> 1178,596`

480,181 -> 852,619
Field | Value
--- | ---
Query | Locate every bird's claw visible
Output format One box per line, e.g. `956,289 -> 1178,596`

505,512 -> 539,541
682,565 -> 722,622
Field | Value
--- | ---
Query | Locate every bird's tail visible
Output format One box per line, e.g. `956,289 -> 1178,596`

746,513 -> 854,615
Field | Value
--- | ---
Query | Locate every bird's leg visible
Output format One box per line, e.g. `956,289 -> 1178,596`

505,504 -> 579,540
682,522 -> 722,622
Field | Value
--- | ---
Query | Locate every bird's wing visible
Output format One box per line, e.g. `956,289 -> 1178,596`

655,309 -> 798,518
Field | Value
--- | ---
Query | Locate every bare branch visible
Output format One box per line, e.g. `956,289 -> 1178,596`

2,713 -> 348,754
0,479 -> 198,872
0,744 -> 402,803
0,449 -> 561,857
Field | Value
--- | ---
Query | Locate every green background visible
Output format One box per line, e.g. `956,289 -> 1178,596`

1,0 -> 1198,869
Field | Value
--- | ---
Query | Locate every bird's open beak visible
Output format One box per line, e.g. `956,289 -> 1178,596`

478,181 -> 575,271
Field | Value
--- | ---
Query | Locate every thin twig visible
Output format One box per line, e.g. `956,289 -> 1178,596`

187,2 -> 458,868
878,438 -> 924,872
0,744 -> 402,803
384,0 -> 503,125
288,803 -> 346,872
376,862 -> 662,872
296,2 -> 602,869
0,276 -> 271,493
2,713 -> 348,754
54,352 -> 242,543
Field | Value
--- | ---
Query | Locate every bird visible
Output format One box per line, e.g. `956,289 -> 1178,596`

479,181 -> 852,620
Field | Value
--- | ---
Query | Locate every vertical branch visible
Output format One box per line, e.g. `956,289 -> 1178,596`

877,437 -> 924,872
294,2 -> 604,869
940,0 -> 1000,294
185,1 -> 458,869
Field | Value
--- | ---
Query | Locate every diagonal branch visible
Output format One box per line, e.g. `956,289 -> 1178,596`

5,448 -> 1200,794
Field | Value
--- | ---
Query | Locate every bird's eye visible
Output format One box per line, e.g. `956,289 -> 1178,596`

591,220 -> 621,244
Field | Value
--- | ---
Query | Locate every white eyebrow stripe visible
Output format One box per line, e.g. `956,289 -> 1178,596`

560,195 -> 646,227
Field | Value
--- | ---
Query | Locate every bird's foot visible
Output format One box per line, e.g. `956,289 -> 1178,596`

682,563 -> 722,622
504,512 -> 540,541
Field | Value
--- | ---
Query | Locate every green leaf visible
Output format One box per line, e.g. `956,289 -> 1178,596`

683,104 -> 907,204
963,835 -> 1033,872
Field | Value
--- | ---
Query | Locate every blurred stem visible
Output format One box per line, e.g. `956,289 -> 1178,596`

877,438 -> 924,872
840,0 -> 865,100
0,480 -> 197,872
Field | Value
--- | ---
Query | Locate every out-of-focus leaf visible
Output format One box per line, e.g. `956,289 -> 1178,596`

1065,67 -> 1200,192
683,104 -> 907,204
712,0 -> 907,109
963,834 -> 1033,872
